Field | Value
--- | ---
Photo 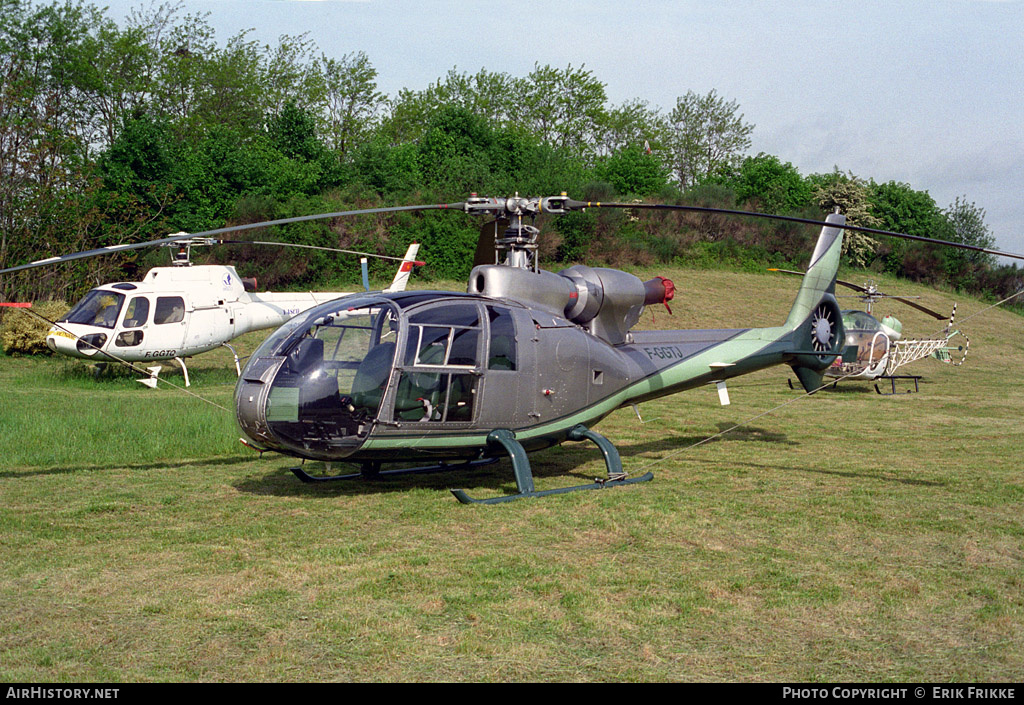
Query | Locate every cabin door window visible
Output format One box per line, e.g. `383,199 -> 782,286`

115,296 -> 150,347
392,303 -> 482,423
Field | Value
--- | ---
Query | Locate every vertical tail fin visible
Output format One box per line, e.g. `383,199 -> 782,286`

785,213 -> 847,392
385,243 -> 421,292
784,213 -> 845,329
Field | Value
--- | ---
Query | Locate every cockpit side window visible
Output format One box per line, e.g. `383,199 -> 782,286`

487,306 -> 517,370
310,309 -> 394,413
251,297 -> 400,457
123,297 -> 150,328
116,299 -> 146,346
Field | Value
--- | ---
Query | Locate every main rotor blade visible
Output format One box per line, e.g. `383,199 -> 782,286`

887,296 -> 949,320
777,269 -> 949,319
835,278 -> 869,294
576,200 -> 1024,262
0,202 -> 463,275
769,268 -> 870,294
217,240 -> 425,264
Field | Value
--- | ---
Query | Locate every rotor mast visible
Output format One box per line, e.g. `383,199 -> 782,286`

463,193 -> 576,271
162,235 -> 219,266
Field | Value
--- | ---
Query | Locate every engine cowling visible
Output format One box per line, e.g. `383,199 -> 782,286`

467,263 -> 674,345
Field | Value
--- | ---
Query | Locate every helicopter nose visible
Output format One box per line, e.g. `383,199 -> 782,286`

236,354 -> 374,461
46,328 -> 80,356
46,326 -> 107,358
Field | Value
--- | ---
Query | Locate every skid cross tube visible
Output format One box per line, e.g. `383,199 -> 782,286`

874,375 -> 921,395
450,426 -> 653,505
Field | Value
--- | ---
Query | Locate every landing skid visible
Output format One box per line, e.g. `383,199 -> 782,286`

451,425 -> 654,505
289,457 -> 499,484
136,356 -> 191,388
222,342 -> 242,376
875,375 -> 921,395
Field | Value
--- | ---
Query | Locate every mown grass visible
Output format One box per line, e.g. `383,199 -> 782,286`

1,267 -> 1021,682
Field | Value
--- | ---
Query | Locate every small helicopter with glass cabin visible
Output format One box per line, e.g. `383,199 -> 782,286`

0,228 -> 422,387
771,271 -> 969,393
233,194 -> 1019,504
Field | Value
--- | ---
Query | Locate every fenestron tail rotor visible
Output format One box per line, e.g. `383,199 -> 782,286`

810,302 -> 839,355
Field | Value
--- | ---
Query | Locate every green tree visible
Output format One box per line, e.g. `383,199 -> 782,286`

267,99 -> 325,162
320,50 -> 384,156
807,169 -> 881,267
668,89 -> 753,188
730,153 -> 812,214
599,99 -> 668,157
260,32 -> 326,115
0,0 -> 113,299
597,145 -> 668,197
936,196 -> 996,287
146,7 -> 218,134
70,14 -> 152,149
944,196 -> 995,266
513,63 -> 609,161
380,67 -> 516,146
868,181 -> 948,277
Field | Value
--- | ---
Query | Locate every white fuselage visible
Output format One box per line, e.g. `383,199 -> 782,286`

46,264 -> 354,363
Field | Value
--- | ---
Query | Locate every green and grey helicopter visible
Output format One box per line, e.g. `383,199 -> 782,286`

7,196 -> 1018,503
229,195 -> 1024,504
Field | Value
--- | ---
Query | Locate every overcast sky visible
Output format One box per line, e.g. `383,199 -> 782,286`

97,0 -> 1024,261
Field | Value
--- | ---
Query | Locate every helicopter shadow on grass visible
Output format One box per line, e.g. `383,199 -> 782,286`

671,419 -> 946,487
231,424 -> 803,499
649,438 -> 948,488
778,377 -> 876,395
815,382 -> 876,394
0,455 -> 254,480
53,361 -> 241,389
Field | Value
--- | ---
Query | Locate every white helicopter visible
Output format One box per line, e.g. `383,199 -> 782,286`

2,226 -> 422,387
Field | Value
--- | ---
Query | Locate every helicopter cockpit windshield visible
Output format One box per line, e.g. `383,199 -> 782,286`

62,290 -> 125,329
838,310 -> 890,371
238,296 -> 401,459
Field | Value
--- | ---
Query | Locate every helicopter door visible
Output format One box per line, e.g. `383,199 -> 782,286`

390,302 -> 483,424
183,297 -> 233,353
474,305 -> 524,427
113,296 -> 150,348
140,295 -> 188,357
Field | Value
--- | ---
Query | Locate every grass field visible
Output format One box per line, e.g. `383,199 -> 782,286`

1,267 -> 1022,682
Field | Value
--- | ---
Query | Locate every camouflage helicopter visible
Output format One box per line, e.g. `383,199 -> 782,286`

230,195 -> 1024,504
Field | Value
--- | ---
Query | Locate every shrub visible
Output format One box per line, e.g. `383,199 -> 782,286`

1,301 -> 71,355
